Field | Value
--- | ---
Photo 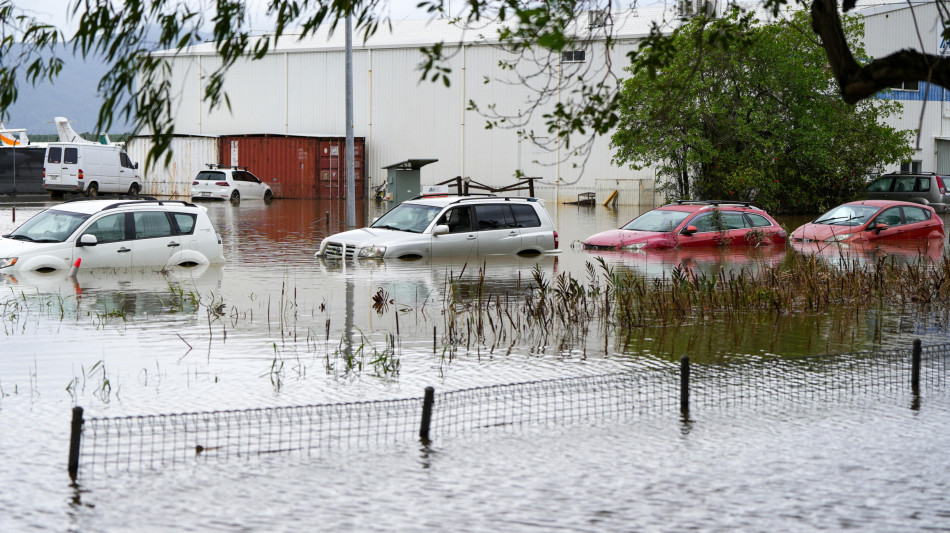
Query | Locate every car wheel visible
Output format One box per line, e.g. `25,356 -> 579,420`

263,189 -> 274,203
85,182 -> 99,197
229,190 -> 240,204
128,183 -> 140,197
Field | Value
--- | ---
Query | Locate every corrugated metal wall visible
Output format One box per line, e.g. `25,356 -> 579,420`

219,135 -> 365,199
127,136 -> 219,197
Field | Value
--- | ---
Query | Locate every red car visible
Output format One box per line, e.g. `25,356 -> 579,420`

582,201 -> 787,251
790,200 -> 945,243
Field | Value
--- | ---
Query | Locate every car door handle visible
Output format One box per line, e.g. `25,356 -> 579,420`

167,242 -> 181,248
117,247 -> 131,253
467,235 -> 476,240
508,231 -> 519,237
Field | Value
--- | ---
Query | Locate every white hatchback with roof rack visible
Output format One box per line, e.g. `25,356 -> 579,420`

191,164 -> 274,203
316,194 -> 560,260
0,198 -> 225,272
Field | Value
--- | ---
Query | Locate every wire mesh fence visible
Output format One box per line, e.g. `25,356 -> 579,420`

70,340 -> 949,478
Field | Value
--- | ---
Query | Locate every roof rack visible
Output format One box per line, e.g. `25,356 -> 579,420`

409,193 -> 497,201
674,200 -> 754,208
206,163 -> 249,171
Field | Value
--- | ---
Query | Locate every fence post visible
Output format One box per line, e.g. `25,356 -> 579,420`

680,356 -> 690,415
68,406 -> 84,480
420,386 -> 435,442
325,210 -> 330,231
912,338 -> 921,395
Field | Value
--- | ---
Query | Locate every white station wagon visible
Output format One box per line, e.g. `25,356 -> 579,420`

0,198 -> 225,272
316,195 -> 559,260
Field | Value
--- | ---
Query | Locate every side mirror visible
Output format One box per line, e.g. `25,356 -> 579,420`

78,234 -> 98,247
372,217 -> 379,223
134,162 -> 139,169
680,225 -> 698,235
873,223 -> 888,234
432,224 -> 450,236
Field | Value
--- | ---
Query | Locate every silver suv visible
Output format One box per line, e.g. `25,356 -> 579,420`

316,195 -> 559,260
866,172 -> 950,213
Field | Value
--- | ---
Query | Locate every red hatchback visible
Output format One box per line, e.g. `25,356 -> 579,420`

582,201 -> 787,251
790,200 -> 945,243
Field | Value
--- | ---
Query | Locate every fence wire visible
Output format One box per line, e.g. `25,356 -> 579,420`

76,343 -> 950,476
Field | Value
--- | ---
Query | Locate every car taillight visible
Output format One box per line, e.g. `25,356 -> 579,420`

78,169 -> 84,180
553,230 -> 559,249
193,181 -> 199,185
938,176 -> 947,194
215,181 -> 229,186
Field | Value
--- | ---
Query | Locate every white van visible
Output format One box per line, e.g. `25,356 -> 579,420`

43,143 -> 142,197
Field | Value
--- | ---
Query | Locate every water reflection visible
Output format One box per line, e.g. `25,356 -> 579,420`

582,245 -> 787,278
790,238 -> 945,266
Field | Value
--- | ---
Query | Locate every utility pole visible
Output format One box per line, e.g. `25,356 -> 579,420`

345,12 -> 356,228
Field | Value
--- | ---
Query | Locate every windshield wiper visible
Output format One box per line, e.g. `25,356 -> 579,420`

3,234 -> 35,242
816,215 -> 859,224
372,224 -> 404,231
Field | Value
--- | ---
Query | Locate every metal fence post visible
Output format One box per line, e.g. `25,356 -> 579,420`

420,386 -> 435,442
68,406 -> 84,480
680,356 -> 690,415
912,339 -> 921,395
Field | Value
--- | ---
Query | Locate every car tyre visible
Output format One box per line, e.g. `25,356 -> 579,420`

229,190 -> 240,204
263,189 -> 274,203
85,182 -> 99,197
128,183 -> 140,197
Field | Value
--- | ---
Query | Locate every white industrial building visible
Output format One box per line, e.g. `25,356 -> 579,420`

147,1 -> 947,203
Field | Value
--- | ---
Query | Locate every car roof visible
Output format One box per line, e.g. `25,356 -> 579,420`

52,198 -> 201,215
656,201 -> 766,213
842,199 -> 930,208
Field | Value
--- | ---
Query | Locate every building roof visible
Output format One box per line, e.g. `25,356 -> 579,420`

156,2 -> 796,56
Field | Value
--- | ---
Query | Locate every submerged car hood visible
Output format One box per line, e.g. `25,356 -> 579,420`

0,237 -> 63,256
792,223 -> 860,242
583,229 -> 676,249
323,227 -> 426,248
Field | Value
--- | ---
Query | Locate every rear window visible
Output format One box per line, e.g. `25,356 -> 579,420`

134,211 -> 173,239
474,204 -> 511,230
903,206 -> 932,223
64,148 -> 78,165
894,176 -> 916,192
47,147 -> 62,164
510,204 -> 542,228
195,171 -> 226,181
171,213 -> 197,234
917,177 -> 931,192
746,213 -> 774,227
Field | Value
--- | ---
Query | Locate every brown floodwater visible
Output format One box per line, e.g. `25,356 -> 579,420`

1,196 -> 949,531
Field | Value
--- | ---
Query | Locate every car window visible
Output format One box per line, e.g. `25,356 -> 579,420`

120,152 -> 134,169
867,176 -> 893,192
621,209 -> 690,232
171,213 -> 197,234
873,207 -> 903,227
746,213 -> 774,228
814,204 -> 878,226
7,209 -> 89,242
244,172 -> 262,184
894,177 -> 916,192
689,210 -> 746,233
916,177 -> 931,192
133,211 -> 173,239
474,204 -> 511,230
902,206 -> 931,224
84,213 -> 127,243
720,211 -> 749,229
195,171 -> 226,181
64,148 -> 78,165
47,147 -> 62,164
437,207 -> 473,233
510,204 -> 542,228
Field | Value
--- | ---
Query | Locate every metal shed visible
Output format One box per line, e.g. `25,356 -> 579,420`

127,135 -> 219,198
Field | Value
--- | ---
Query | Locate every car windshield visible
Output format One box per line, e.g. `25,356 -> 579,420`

621,209 -> 691,232
2,209 -> 90,243
371,203 -> 443,233
813,205 -> 880,226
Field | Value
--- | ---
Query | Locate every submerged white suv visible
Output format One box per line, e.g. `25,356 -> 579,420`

0,198 -> 225,272
316,195 -> 559,260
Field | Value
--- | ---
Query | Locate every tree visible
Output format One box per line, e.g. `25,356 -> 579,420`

0,0 -> 941,169
610,8 -> 912,214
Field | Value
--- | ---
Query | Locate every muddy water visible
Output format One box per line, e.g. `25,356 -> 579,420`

1,197 -> 949,531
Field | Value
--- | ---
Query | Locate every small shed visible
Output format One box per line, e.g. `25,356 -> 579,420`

383,159 -> 438,204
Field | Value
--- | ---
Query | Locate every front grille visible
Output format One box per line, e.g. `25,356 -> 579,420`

582,244 -> 615,251
324,242 -> 356,259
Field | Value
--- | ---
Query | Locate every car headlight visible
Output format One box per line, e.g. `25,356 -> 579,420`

622,242 -> 646,251
358,245 -> 386,258
824,234 -> 852,242
0,257 -> 18,269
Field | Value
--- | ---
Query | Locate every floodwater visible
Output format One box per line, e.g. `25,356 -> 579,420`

1,197 -> 950,531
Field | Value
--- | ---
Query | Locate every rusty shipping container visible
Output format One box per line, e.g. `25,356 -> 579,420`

219,135 -> 365,199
